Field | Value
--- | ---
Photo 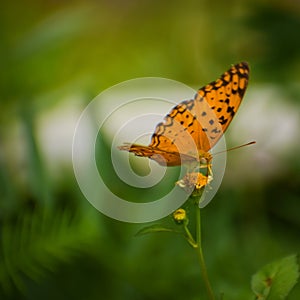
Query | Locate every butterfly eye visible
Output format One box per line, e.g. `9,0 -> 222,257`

200,157 -> 208,165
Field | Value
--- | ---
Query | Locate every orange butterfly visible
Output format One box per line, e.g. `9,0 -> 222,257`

119,62 -> 249,189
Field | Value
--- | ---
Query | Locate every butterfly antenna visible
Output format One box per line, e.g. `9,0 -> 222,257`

213,141 -> 256,155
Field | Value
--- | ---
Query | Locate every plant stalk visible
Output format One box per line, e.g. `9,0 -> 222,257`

195,205 -> 215,300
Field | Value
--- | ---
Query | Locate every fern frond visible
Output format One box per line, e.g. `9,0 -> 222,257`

0,207 -> 98,294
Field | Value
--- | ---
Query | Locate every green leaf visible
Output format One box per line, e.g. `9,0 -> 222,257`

135,224 -> 182,237
251,254 -> 299,300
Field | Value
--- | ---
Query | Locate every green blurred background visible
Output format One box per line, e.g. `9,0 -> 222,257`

1,0 -> 300,299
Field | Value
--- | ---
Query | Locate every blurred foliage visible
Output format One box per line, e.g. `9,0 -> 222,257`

0,0 -> 300,299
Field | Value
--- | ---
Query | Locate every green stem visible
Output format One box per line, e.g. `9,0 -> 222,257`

183,222 -> 197,248
195,205 -> 215,300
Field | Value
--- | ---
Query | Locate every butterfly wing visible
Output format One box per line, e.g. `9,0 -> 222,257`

189,61 -> 250,152
196,61 -> 249,147
118,143 -> 196,166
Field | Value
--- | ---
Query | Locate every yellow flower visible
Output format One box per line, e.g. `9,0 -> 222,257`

176,172 -> 212,193
195,172 -> 211,189
173,208 -> 187,224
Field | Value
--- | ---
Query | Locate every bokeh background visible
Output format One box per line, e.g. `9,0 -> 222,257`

1,0 -> 300,299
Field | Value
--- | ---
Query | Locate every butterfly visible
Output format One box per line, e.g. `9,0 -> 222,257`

119,62 -> 249,189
